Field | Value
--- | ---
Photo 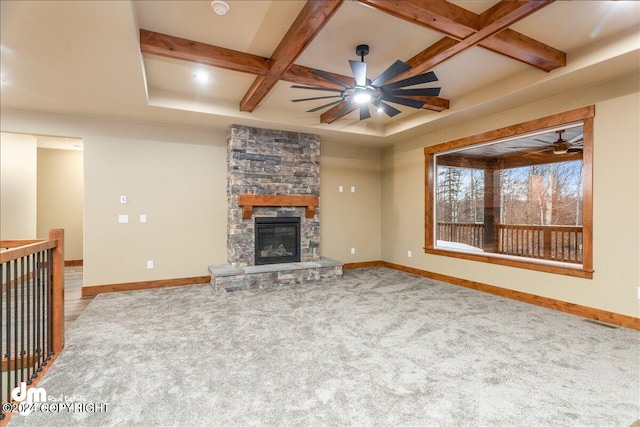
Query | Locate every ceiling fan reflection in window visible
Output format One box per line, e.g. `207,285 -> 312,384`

291,44 -> 441,122
533,130 -> 584,155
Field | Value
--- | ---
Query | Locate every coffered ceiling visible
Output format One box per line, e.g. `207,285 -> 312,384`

1,1 -> 638,146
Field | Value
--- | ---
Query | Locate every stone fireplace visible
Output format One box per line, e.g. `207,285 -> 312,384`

208,125 -> 342,292
226,125 -> 320,267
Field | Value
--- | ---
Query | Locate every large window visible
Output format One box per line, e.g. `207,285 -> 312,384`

424,106 -> 594,278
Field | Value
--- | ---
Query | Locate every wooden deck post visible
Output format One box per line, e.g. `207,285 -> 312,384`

542,227 -> 552,261
49,228 -> 65,353
483,170 -> 500,252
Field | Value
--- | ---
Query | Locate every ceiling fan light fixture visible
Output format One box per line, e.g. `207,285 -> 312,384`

353,90 -> 371,104
292,43 -> 442,122
553,147 -> 568,155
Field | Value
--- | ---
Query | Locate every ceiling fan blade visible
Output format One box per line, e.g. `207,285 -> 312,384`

371,60 -> 411,87
359,104 -> 371,120
292,95 -> 342,103
569,134 -> 584,144
387,87 -> 441,97
381,71 -> 438,90
372,100 -> 401,117
320,101 -> 357,124
306,100 -> 344,113
380,93 -> 426,109
311,70 -> 352,89
334,101 -> 356,118
523,147 -> 552,156
349,60 -> 368,87
291,85 -> 343,93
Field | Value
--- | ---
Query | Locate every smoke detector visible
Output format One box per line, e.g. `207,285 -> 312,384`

211,1 -> 229,16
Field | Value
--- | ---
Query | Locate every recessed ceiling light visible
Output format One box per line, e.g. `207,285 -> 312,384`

211,1 -> 229,16
193,71 -> 211,82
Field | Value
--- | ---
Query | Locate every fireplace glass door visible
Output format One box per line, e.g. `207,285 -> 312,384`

255,217 -> 301,265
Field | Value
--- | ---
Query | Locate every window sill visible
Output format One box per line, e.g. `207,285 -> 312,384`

424,247 -> 594,279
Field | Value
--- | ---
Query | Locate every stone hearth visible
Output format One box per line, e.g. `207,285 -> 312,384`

209,258 -> 343,292
209,125 -> 342,291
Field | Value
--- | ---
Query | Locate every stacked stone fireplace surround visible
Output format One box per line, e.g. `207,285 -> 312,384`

209,125 -> 343,292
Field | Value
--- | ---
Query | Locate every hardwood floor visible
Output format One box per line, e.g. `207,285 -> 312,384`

64,266 -> 93,331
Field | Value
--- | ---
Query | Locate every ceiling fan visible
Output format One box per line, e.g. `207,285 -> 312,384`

291,44 -> 441,121
533,130 -> 584,155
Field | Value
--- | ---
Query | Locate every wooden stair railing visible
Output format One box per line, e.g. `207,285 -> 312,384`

0,229 -> 64,424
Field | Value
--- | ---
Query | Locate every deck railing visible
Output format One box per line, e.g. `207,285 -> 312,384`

496,224 -> 582,264
0,229 -> 64,421
437,222 -> 583,264
437,222 -> 484,249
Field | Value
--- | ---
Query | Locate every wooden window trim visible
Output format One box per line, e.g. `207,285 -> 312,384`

424,106 -> 595,279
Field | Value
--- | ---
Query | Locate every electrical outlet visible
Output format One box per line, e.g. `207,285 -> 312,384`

408,250 -> 412,258
118,214 -> 129,224
147,260 -> 154,269
351,186 -> 356,193
637,287 -> 640,300
120,195 -> 127,204
338,185 -> 343,192
140,214 -> 147,223
350,247 -> 355,254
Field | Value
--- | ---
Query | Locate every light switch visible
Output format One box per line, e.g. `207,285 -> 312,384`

147,260 -> 154,269
118,214 -> 129,224
339,185 -> 343,192
351,186 -> 356,193
120,195 -> 127,204
140,214 -> 147,223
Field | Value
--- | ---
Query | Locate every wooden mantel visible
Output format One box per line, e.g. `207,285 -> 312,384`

237,194 -> 319,219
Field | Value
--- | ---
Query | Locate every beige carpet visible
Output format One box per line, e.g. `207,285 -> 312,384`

8,267 -> 639,426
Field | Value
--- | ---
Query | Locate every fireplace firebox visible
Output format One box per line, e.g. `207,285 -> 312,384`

255,217 -> 301,265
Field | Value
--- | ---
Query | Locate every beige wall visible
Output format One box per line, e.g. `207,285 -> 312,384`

0,132 -> 37,239
381,72 -> 640,317
0,110 -> 228,286
320,142 -> 382,262
37,148 -> 84,260
83,128 -> 228,286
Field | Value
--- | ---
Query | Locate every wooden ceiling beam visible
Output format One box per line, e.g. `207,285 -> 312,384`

239,0 -> 344,113
357,0 -> 479,39
357,0 -> 565,72
140,30 -> 355,90
387,0 -> 557,83
139,29 -> 272,76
